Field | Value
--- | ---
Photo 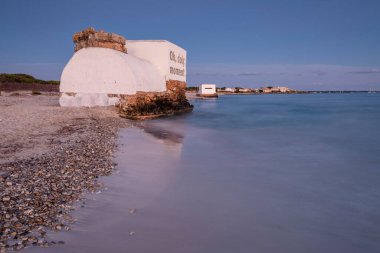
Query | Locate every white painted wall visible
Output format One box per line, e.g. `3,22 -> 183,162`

59,93 -> 120,107
126,40 -> 186,82
60,47 -> 166,95
60,40 -> 186,107
199,84 -> 216,94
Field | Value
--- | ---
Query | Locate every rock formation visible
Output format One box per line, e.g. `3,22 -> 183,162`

119,80 -> 193,120
73,27 -> 127,53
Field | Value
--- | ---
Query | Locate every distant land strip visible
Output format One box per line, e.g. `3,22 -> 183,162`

0,73 -> 60,93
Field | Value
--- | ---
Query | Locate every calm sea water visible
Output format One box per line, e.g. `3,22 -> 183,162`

27,93 -> 380,253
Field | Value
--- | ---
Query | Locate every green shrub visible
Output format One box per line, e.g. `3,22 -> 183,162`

186,86 -> 198,91
0,73 -> 60,85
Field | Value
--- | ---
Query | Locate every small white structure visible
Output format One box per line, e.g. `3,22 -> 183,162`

197,84 -> 218,97
261,86 -> 291,93
277,86 -> 290,93
60,34 -> 186,107
239,88 -> 251,93
224,87 -> 235,93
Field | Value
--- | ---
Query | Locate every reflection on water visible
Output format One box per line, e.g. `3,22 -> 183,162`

26,94 -> 380,253
139,122 -> 184,145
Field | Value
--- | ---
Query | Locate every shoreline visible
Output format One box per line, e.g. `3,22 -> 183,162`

186,90 -> 380,96
0,93 -> 130,252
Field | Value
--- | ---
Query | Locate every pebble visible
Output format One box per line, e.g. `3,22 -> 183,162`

0,116 -> 130,252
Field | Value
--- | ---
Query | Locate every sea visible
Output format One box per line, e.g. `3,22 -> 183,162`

27,93 -> 380,253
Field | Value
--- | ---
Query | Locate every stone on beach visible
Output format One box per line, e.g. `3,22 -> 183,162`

0,94 -> 130,252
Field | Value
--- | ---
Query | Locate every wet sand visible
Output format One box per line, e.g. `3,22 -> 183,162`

24,126 -> 184,253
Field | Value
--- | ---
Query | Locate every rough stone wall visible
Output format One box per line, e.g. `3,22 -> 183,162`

166,80 -> 186,95
166,80 -> 187,102
73,27 -> 127,53
118,80 -> 193,120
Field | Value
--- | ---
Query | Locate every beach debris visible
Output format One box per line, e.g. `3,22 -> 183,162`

128,208 -> 137,214
129,231 -> 136,236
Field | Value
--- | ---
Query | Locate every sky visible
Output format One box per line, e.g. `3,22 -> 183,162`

1,0 -> 380,90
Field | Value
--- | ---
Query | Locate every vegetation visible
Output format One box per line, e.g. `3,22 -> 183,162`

0,73 -> 60,85
186,86 -> 198,91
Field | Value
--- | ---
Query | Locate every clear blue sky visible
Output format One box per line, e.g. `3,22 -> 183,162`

1,0 -> 379,90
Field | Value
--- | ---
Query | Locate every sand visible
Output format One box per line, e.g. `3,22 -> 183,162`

0,92 -> 130,252
0,92 -> 120,163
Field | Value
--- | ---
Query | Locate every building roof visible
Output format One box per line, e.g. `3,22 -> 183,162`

126,40 -> 186,51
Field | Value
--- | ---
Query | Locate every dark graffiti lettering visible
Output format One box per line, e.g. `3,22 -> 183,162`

170,66 -> 185,76
169,51 -> 185,66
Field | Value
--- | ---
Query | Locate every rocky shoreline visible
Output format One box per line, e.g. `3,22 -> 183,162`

119,91 -> 193,120
118,80 -> 193,120
0,94 -> 130,252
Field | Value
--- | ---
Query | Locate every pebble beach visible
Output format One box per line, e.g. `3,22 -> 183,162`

0,93 -> 130,252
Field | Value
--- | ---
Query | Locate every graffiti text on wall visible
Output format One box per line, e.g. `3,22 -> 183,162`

170,51 -> 186,66
169,51 -> 185,76
170,67 -> 185,76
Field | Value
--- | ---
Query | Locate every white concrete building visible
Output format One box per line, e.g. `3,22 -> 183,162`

277,86 -> 290,93
60,39 -> 186,107
197,84 -> 217,97
239,88 -> 251,93
224,88 -> 235,92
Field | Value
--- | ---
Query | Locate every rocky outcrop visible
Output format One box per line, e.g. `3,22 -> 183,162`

73,27 -> 127,53
118,80 -> 193,120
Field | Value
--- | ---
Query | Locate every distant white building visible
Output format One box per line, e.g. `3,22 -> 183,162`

239,88 -> 251,93
197,84 -> 218,97
261,86 -> 291,93
262,87 -> 272,93
224,87 -> 235,92
277,86 -> 290,93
